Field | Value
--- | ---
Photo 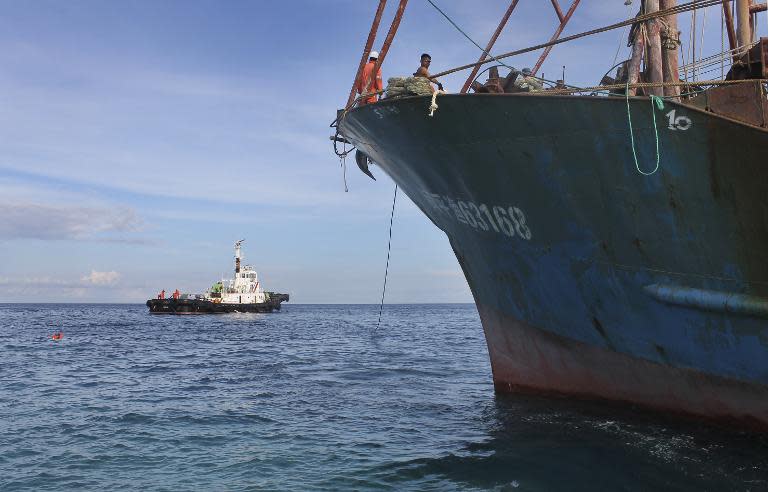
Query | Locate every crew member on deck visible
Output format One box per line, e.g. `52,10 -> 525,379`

358,51 -> 383,105
413,53 -> 443,92
513,68 -> 543,92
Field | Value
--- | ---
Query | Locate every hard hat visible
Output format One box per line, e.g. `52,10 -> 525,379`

370,51 -> 379,59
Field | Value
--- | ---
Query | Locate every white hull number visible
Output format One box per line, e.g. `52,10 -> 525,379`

425,193 -> 532,241
666,109 -> 692,131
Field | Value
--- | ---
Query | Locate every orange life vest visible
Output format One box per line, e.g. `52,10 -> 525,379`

358,61 -> 382,105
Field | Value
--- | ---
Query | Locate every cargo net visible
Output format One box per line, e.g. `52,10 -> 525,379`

384,76 -> 434,98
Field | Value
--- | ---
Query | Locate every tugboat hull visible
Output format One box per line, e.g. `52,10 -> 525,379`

146,294 -> 289,315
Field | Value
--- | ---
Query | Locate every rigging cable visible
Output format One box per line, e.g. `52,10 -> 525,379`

699,3 -> 707,74
721,7 -> 725,79
691,4 -> 697,80
333,128 -> 353,192
424,0 -> 516,72
341,133 -> 349,192
612,24 -> 630,68
376,184 -> 398,330
341,155 -> 349,193
608,1 -> 633,85
430,0 -> 725,80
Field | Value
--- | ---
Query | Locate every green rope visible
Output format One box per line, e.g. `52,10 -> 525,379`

625,80 -> 665,176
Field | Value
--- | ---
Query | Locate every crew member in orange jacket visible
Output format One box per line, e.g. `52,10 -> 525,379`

358,51 -> 383,105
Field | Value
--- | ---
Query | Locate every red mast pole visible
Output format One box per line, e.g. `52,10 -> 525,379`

460,0 -> 521,94
723,0 -> 738,54
531,0 -> 581,77
346,1 -> 388,109
550,0 -> 566,22
364,0 -> 409,97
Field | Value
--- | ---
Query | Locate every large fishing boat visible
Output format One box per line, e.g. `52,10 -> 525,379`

146,240 -> 289,314
335,1 -> 768,428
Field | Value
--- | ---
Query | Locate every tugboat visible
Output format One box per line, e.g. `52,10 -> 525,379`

146,240 -> 289,314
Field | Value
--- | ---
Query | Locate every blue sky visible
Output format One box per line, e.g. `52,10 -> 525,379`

0,1 -> 753,303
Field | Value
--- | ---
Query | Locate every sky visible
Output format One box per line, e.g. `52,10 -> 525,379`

0,0 -> 761,303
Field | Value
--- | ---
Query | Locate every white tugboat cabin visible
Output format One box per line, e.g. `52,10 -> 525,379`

218,240 -> 266,305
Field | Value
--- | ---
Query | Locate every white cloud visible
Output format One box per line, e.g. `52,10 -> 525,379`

0,201 -> 141,241
0,273 -> 147,302
0,271 -> 121,287
81,270 -> 121,285
0,276 -> 79,288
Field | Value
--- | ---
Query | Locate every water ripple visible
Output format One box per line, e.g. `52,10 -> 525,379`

1,304 -> 766,491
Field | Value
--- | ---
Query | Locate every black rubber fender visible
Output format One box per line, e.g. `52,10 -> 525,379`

355,149 -> 376,181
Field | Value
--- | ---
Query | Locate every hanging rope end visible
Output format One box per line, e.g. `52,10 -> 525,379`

428,90 -> 446,117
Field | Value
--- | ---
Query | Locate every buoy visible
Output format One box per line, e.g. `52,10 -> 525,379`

51,331 -> 63,341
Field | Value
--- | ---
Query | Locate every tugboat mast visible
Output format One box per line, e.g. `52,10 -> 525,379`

234,239 -> 244,274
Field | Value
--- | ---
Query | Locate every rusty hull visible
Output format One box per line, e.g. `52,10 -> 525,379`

698,80 -> 768,127
477,302 -> 768,430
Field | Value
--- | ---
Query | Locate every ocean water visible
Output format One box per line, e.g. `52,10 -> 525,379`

1,303 -> 767,491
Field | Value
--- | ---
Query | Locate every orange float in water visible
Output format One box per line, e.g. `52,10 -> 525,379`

51,331 -> 63,341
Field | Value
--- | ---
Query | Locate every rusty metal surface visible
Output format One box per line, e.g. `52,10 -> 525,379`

550,0 -> 565,21
485,66 -> 503,93
471,67 -> 507,93
729,37 -> 768,79
705,80 -> 766,127
723,1 -> 738,55
478,303 -> 768,430
661,0 -> 681,98
755,37 -> 768,79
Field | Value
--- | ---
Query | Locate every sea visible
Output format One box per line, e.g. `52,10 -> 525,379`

1,303 -> 767,491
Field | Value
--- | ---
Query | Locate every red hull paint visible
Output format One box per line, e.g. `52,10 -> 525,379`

477,303 -> 768,430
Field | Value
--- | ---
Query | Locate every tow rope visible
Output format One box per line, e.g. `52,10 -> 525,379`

376,184 -> 398,330
333,129 -> 352,192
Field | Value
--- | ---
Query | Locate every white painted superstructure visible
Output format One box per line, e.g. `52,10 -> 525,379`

208,240 -> 267,304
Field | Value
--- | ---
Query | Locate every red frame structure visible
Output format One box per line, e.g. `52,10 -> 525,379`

459,0 -> 582,93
